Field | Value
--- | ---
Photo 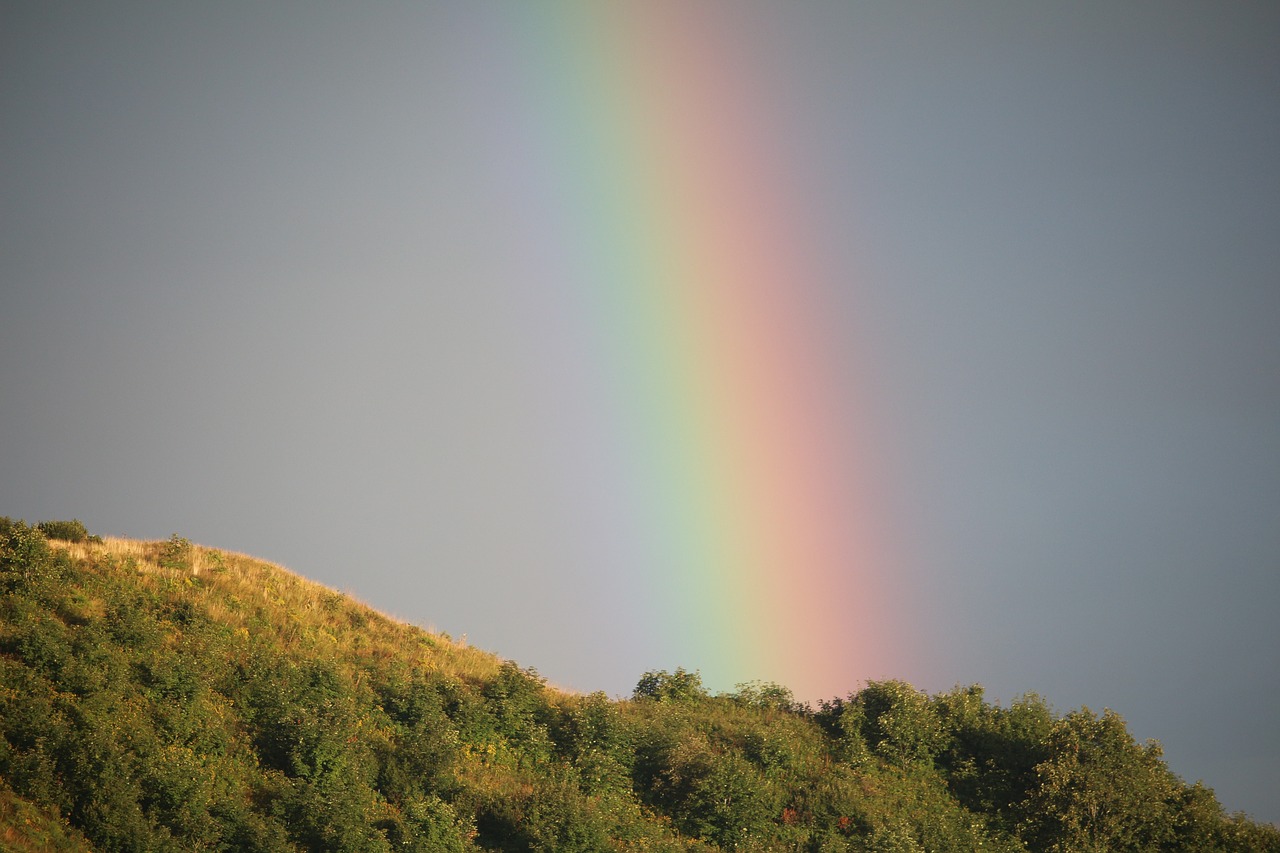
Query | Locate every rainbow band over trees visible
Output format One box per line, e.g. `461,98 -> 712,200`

508,4 -> 911,701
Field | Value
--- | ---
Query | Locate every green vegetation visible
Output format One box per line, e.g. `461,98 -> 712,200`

1,517 -> 1276,851
33,518 -> 98,544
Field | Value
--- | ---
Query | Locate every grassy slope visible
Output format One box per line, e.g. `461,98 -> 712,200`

2,525 -> 1277,852
49,535 -> 505,685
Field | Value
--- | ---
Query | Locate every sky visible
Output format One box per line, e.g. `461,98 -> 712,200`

3,0 -> 1278,824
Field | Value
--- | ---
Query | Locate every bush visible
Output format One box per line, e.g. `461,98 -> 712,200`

159,534 -> 192,570
633,668 -> 707,703
0,521 -> 65,593
399,794 -> 472,852
477,777 -> 613,853
855,681 -> 945,766
731,681 -> 800,713
648,733 -> 778,848
35,520 -> 90,543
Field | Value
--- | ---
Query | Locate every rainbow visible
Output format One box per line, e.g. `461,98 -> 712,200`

504,4 -> 912,701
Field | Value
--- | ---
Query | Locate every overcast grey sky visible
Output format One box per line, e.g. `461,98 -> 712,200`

3,1 -> 1278,822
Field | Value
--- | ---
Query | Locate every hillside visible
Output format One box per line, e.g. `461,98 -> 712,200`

1,518 -> 1276,852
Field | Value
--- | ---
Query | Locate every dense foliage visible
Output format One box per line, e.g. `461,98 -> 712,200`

1,518 -> 1276,851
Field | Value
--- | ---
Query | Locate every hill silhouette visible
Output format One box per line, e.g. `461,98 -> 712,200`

1,518 -> 1276,851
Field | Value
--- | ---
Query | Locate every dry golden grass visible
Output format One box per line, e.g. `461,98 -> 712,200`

46,536 -> 506,688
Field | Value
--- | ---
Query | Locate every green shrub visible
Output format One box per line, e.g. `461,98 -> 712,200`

551,692 -> 633,792
159,534 -> 192,570
0,522 -> 65,594
633,668 -> 708,703
648,733 -> 779,848
398,794 -> 472,852
852,681 -> 945,766
482,662 -> 554,761
730,681 -> 800,713
477,777 -> 613,853
35,519 -> 90,543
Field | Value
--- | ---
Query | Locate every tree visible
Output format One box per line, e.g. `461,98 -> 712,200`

1019,707 -> 1176,852
856,681 -> 944,766
934,688 -> 1053,826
